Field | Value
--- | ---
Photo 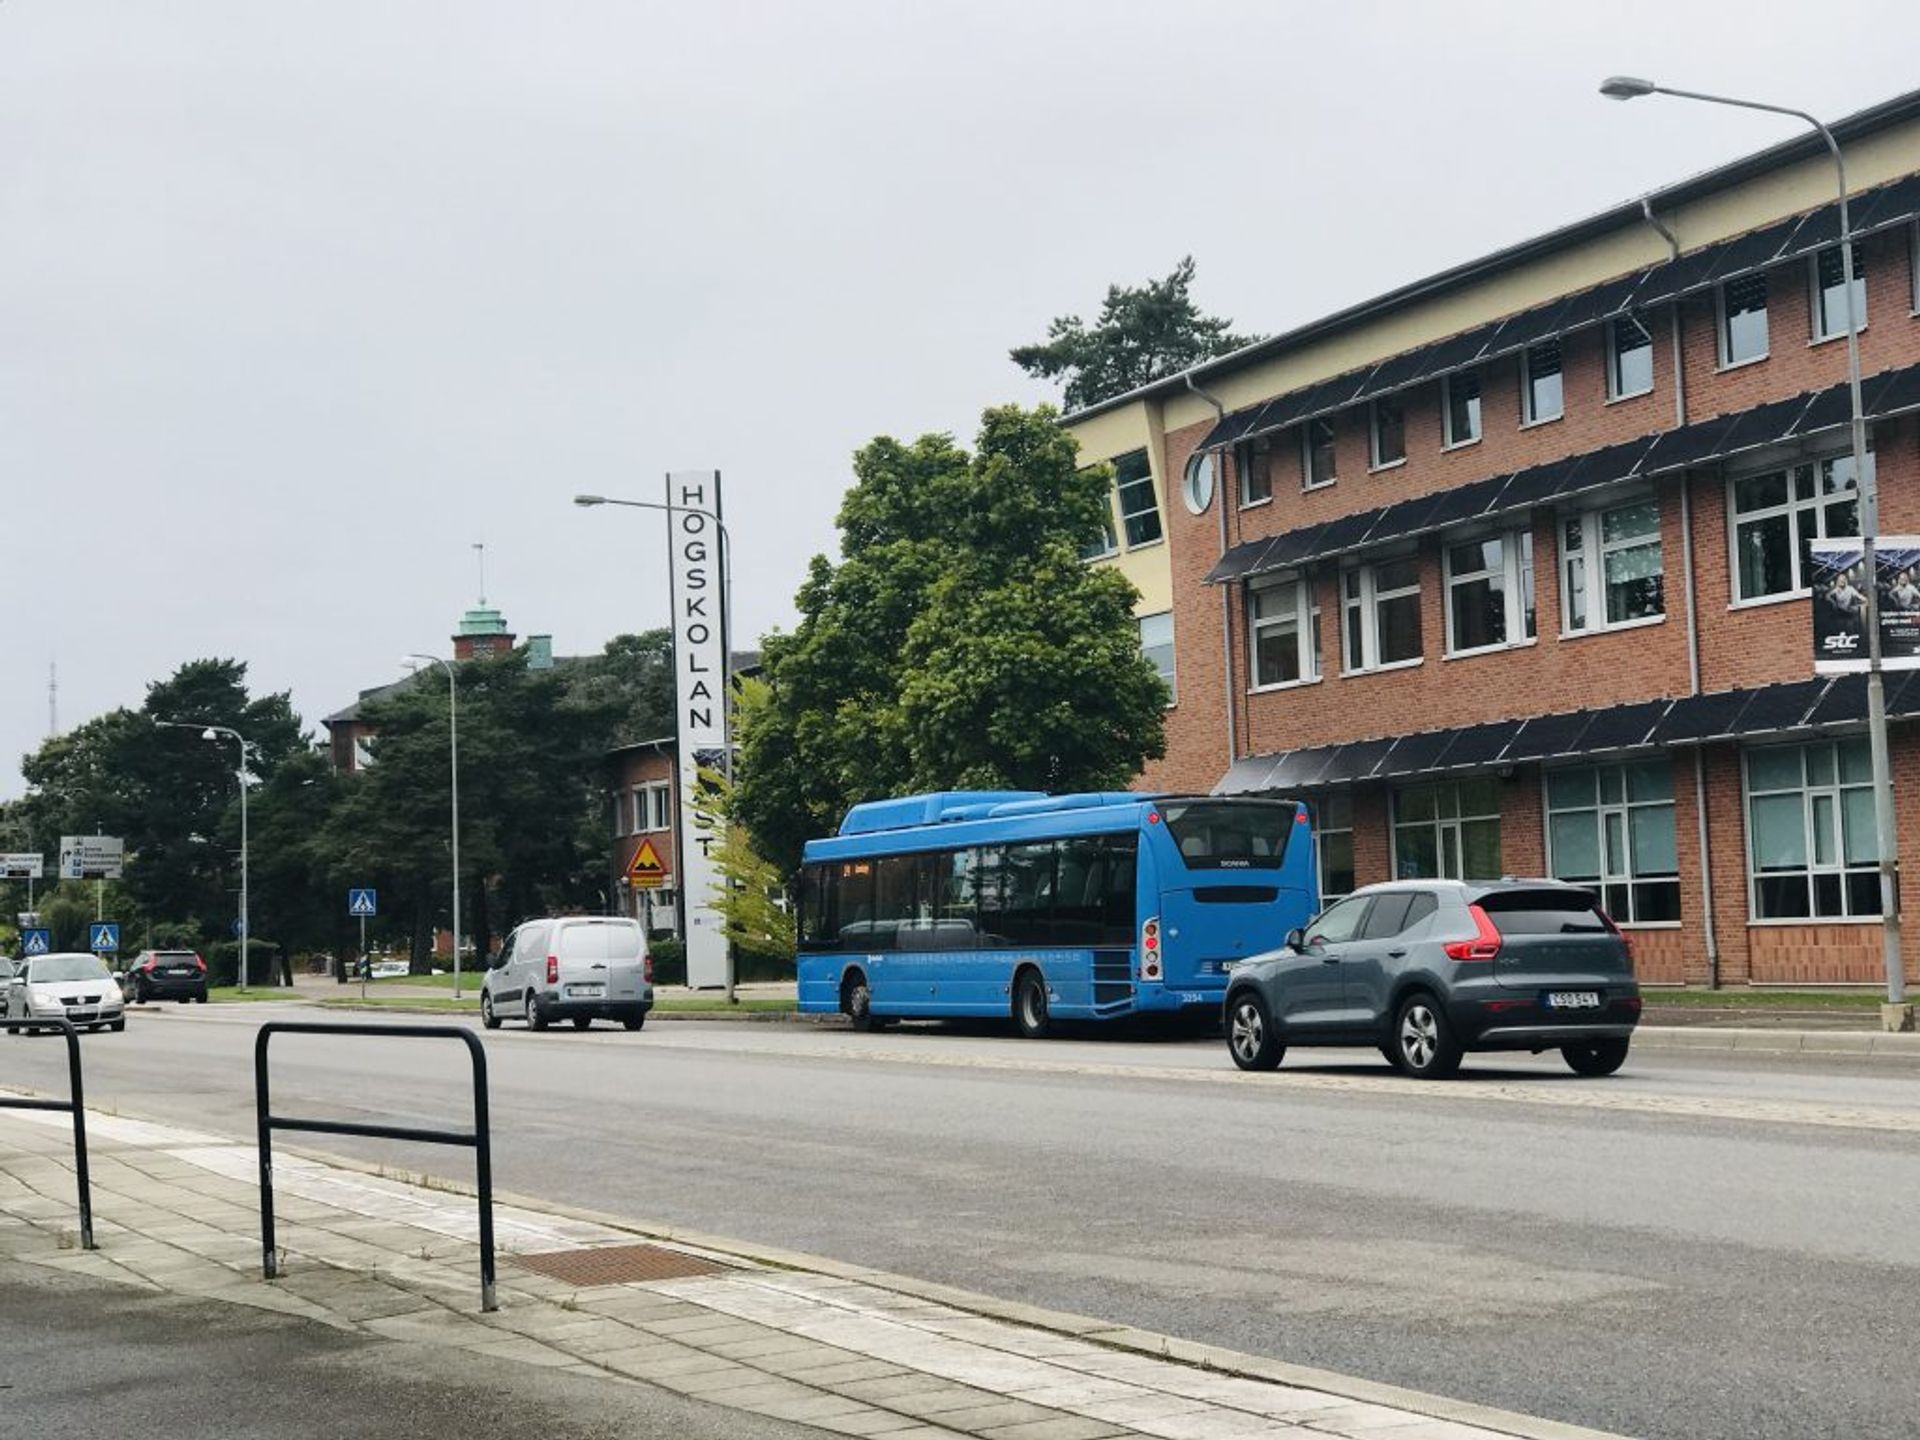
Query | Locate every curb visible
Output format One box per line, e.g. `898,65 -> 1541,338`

1629,1025 -> 1920,1057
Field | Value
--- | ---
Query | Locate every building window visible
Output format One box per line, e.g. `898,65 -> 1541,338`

1300,417 -> 1337,489
1113,450 -> 1162,547
1139,611 -> 1175,702
1342,556 -> 1422,672
1718,272 -> 1769,366
1393,778 -> 1501,881
1079,468 -> 1118,559
1370,396 -> 1405,469
1237,434 -> 1277,506
1248,575 -> 1320,689
1443,371 -> 1482,447
1312,792 -> 1354,899
1810,242 -> 1867,342
1607,313 -> 1654,399
1730,454 -> 1863,602
1746,739 -> 1879,919
1182,451 -> 1215,515
1522,339 -> 1564,424
1911,220 -> 1919,314
352,735 -> 375,771
1546,762 -> 1680,923
1443,529 -> 1535,655
1562,497 -> 1663,634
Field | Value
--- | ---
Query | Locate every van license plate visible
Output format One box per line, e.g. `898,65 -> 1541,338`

566,984 -> 606,999
1545,991 -> 1601,1009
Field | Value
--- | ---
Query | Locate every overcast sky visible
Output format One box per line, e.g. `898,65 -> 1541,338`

4,1 -> 1918,799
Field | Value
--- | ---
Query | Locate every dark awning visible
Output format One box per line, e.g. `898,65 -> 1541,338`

1191,172 -> 1920,454
1213,676 -> 1920,796
1204,360 -> 1920,585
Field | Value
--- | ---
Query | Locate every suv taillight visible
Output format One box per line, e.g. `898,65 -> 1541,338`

192,955 -> 206,972
1597,908 -> 1634,967
1140,917 -> 1162,981
1443,904 -> 1502,962
546,954 -> 559,985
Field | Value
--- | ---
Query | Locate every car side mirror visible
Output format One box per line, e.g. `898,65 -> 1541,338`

1284,927 -> 1305,952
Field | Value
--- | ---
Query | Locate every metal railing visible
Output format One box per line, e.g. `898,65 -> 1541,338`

0,1016 -> 95,1249
254,1022 -> 496,1310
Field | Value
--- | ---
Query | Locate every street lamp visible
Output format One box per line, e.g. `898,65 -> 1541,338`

573,491 -> 736,1002
403,654 -> 462,1001
1602,77 -> 1906,1016
158,720 -> 253,989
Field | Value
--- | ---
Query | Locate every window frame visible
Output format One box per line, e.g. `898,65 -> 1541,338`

1300,417 -> 1338,491
1727,454 -> 1864,606
1606,312 -> 1655,401
1743,739 -> 1881,923
1246,573 -> 1321,692
1716,271 -> 1770,369
1369,395 -> 1406,470
1311,792 -> 1354,900
1543,761 -> 1682,926
1441,527 -> 1535,657
1442,370 -> 1482,449
1340,554 -> 1423,674
1808,241 -> 1868,344
1236,434 -> 1277,508
1112,450 -> 1163,548
1521,339 -> 1564,426
1391,779 -> 1503,882
1079,470 -> 1119,559
1560,494 -> 1665,637
1138,610 -> 1176,705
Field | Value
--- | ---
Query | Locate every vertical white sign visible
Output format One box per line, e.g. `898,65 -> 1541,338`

666,469 -> 730,989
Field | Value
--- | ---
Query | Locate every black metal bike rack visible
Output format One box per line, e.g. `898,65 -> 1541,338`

0,1016 -> 95,1250
254,1022 -> 495,1310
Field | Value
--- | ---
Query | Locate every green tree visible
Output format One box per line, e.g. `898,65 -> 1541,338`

736,404 -> 1167,873
694,681 -> 796,964
1011,256 -> 1254,412
560,630 -> 676,746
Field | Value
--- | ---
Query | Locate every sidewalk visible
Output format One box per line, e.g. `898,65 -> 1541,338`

0,1102 -> 1620,1440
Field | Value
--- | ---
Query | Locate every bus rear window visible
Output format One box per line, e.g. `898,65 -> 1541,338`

1160,801 -> 1295,870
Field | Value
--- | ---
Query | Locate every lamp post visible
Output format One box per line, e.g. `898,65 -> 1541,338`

1601,77 -> 1906,1016
404,654 -> 462,1001
573,492 -> 735,1002
159,720 -> 252,989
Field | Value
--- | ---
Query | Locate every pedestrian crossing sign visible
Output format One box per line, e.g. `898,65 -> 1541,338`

21,928 -> 51,956
627,839 -> 667,890
348,888 -> 378,918
89,922 -> 120,953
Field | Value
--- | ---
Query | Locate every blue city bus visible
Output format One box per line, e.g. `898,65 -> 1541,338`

795,791 -> 1318,1035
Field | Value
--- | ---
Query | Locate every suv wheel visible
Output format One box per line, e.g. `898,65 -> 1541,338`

1391,993 -> 1462,1080
1562,1037 -> 1630,1077
1226,992 -> 1283,1071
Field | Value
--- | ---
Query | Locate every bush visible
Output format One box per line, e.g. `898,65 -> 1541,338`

642,936 -> 793,987
206,938 -> 287,987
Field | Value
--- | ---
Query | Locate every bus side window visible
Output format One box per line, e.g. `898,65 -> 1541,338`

1099,836 -> 1139,946
1054,837 -> 1106,946
869,855 -> 917,950
999,843 -> 1058,947
932,849 -> 981,947
798,865 -> 840,952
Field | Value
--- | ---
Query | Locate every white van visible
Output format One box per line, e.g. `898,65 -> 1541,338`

480,916 -> 652,1032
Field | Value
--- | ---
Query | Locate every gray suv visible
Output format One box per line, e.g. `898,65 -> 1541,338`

1224,879 -> 1641,1079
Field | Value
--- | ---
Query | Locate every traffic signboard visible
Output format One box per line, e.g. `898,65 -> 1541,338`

59,835 -> 124,881
89,923 -> 120,954
348,888 -> 378,918
0,853 -> 43,880
21,929 -> 52,956
627,839 -> 667,890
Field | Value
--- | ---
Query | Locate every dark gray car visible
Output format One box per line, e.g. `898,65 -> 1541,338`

1223,879 -> 1641,1079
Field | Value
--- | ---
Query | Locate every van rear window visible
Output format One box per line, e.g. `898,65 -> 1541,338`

557,922 -> 645,960
1160,801 -> 1296,870
1477,891 -> 1610,935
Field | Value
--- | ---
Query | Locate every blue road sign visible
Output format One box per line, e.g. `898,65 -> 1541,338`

89,922 -> 120,954
21,929 -> 52,956
348,888 -> 378,919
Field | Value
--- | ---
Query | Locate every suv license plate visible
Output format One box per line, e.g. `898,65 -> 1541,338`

1546,991 -> 1601,1009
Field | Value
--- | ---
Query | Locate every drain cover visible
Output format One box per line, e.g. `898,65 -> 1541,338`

512,1243 -> 734,1285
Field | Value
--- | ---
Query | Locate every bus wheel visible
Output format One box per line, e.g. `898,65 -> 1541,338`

843,972 -> 879,1032
1012,970 -> 1051,1040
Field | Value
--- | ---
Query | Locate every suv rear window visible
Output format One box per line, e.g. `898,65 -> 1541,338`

1478,890 -> 1610,935
1161,801 -> 1297,870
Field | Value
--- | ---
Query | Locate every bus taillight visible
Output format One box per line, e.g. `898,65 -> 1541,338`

1141,917 -> 1162,981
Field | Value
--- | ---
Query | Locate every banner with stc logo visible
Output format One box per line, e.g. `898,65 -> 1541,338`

1810,537 -> 1920,673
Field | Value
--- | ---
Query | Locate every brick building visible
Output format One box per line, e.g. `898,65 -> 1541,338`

1068,89 -> 1920,987
608,737 -> 681,936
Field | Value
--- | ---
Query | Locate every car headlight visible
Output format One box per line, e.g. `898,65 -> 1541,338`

29,988 -> 59,1008
106,981 -> 124,1002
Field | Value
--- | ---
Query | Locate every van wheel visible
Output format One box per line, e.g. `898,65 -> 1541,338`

1391,993 -> 1461,1079
622,1012 -> 646,1032
1563,1037 -> 1631,1077
842,972 -> 879,1032
525,993 -> 548,1031
1012,970 -> 1051,1040
481,991 -> 501,1030
1226,993 -> 1282,1071
571,1016 -> 592,1031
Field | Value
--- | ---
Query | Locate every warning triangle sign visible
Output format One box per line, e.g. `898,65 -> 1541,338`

627,838 -> 667,889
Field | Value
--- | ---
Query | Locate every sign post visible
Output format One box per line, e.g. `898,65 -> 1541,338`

665,469 -> 730,991
348,889 -> 377,999
1,853 -> 42,911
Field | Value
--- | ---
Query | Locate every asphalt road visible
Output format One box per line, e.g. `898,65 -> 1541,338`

8,1007 -> 1920,1440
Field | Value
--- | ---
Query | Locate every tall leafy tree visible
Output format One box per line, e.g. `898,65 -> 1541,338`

736,405 -> 1167,873
1011,256 -> 1254,412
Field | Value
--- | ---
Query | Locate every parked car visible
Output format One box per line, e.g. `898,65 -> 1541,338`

480,916 -> 652,1032
1222,879 -> 1641,1080
4,952 -> 126,1033
121,949 -> 209,1004
0,958 -> 16,1018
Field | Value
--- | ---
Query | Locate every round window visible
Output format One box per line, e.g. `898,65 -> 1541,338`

1182,451 -> 1216,515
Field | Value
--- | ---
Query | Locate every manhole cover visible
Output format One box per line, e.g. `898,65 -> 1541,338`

512,1243 -> 734,1285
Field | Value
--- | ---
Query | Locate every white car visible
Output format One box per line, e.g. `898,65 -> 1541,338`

4,952 -> 126,1034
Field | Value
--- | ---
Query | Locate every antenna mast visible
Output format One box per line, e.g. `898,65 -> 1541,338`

472,542 -> 487,607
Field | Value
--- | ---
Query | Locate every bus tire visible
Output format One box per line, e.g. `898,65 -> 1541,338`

843,971 -> 880,1032
1012,969 -> 1051,1040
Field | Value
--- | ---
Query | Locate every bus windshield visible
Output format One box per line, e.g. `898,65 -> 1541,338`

1160,800 -> 1297,870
